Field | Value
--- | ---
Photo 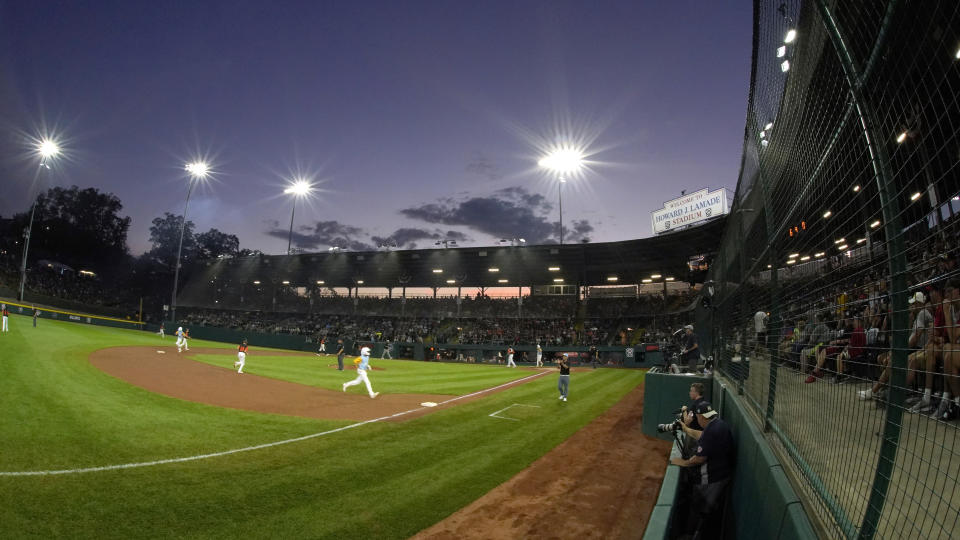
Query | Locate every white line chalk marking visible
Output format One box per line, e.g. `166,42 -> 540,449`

489,403 -> 542,421
1,370 -> 548,477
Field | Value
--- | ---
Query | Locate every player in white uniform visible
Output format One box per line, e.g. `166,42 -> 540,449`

1,304 -> 8,332
536,343 -> 543,367
382,339 -> 393,359
183,328 -> 190,351
342,346 -> 379,398
234,339 -> 248,374
506,347 -> 516,368
175,327 -> 185,352
158,324 -> 165,339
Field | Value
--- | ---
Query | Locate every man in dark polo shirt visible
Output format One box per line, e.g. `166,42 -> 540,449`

671,401 -> 734,539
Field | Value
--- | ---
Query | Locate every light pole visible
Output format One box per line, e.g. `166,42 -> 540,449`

170,161 -> 209,323
18,139 -> 60,301
558,178 -> 566,245
283,179 -> 313,255
538,147 -> 584,245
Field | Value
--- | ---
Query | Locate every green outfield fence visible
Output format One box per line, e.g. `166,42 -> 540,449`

708,1 -> 960,538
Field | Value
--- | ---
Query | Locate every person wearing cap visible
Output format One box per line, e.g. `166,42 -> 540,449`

342,344 -> 379,398
557,353 -> 570,401
859,289 -> 934,402
681,325 -> 699,372
903,284 -> 948,413
671,401 -> 734,538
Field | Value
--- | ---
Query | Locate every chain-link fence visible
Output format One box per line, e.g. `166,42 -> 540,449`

709,1 -> 960,538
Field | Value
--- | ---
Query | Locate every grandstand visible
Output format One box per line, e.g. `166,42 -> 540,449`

172,218 -> 723,357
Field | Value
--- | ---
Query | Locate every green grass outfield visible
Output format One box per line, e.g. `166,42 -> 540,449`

0,314 -> 646,539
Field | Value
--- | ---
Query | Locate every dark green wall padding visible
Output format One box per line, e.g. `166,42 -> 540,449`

642,374 -> 817,540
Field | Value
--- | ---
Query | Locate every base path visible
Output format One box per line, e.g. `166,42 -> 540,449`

413,381 -> 670,539
90,346 -> 476,421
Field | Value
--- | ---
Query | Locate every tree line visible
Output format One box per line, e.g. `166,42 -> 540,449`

0,185 -> 258,317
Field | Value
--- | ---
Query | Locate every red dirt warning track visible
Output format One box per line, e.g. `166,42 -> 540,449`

89,346 -> 670,536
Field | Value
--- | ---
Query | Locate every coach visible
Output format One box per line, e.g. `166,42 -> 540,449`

681,324 -> 700,372
670,401 -> 734,539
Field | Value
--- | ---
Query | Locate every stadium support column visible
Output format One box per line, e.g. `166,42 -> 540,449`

759,167 -> 781,431
17,198 -> 38,302
816,2 -> 908,538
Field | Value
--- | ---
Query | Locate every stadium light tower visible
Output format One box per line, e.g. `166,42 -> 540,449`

170,161 -> 209,323
283,179 -> 313,255
538,147 -> 583,245
18,138 -> 61,301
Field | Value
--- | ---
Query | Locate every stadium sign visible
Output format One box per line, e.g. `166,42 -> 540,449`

651,188 -> 727,235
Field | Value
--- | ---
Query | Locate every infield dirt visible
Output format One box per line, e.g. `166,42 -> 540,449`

90,346 -> 669,537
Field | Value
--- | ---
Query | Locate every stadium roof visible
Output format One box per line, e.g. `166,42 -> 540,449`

183,216 -> 725,292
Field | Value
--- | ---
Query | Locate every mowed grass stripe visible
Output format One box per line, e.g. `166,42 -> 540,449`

1,319 -> 646,539
190,353 -> 537,395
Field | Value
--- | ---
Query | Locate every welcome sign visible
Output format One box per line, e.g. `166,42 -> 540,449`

651,188 -> 727,234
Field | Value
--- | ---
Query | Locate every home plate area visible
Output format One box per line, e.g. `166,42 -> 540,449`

488,403 -> 542,421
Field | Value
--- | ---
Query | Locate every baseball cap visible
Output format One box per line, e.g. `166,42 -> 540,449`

684,324 -> 694,330
695,401 -> 718,418
908,291 -> 925,304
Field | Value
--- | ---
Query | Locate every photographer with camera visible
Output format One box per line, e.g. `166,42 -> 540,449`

669,401 -> 734,540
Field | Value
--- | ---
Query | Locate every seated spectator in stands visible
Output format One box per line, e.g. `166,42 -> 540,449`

806,317 -> 861,384
801,314 -> 830,374
859,290 -> 934,402
939,280 -> 960,420
906,285 -> 948,413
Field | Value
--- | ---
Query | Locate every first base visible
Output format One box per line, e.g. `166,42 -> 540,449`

420,402 -> 437,407
157,350 -> 166,354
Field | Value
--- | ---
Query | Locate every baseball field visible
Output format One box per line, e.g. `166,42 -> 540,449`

0,313 -> 667,539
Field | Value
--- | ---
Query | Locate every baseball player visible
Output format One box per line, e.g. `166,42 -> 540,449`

558,353 -> 571,401
506,346 -> 516,368
175,327 -> 185,352
318,337 -> 326,354
234,339 -> 248,374
158,324 -> 165,339
183,328 -> 190,351
33,308 -> 39,328
536,343 -> 543,367
342,345 -> 379,398
1,304 -> 8,332
336,339 -> 345,370
382,339 -> 393,359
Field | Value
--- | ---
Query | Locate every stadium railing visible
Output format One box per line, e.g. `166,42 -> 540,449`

707,1 -> 960,538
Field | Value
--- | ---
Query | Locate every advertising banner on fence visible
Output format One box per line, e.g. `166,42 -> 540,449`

651,188 -> 728,234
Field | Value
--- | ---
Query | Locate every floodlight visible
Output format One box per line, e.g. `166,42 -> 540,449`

548,266 -> 560,271
870,220 -> 881,228
856,238 -> 866,244
853,185 -> 860,192
896,131 -> 908,144
488,268 -> 499,272
607,276 -> 618,282
446,279 -> 456,284
498,279 -> 508,283
776,46 -> 786,58
787,259 -> 796,265
432,269 -> 443,273
253,280 -> 261,284
834,238 -> 845,244
823,210 -> 832,218
910,192 -> 921,201
316,280 -> 324,285
642,279 -> 652,283
781,60 -> 790,72
282,280 -> 290,285
538,147 -> 584,174
814,252 -> 825,257
800,256 -> 810,261
284,179 -> 313,196
788,254 -> 799,258
665,277 -> 675,281
764,122 -> 774,130
838,244 -> 849,251
651,274 -> 661,279
356,280 -> 364,284
38,139 -> 60,159
553,278 -> 564,283
784,29 -> 797,43
185,161 -> 209,179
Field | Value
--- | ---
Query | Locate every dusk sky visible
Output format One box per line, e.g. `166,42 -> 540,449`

0,1 -> 751,255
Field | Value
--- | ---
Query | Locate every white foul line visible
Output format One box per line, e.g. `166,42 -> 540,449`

489,403 -> 542,421
0,370 -> 549,477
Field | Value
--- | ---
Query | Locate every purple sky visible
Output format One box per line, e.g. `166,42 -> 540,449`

0,1 -> 751,255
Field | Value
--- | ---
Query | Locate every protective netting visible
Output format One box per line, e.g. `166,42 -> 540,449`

709,1 -> 960,538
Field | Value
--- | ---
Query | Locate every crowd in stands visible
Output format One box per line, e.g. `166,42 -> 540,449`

744,227 -> 960,423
